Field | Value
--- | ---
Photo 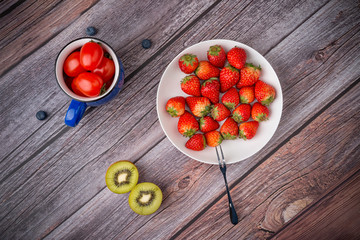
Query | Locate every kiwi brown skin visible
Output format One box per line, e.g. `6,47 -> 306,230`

128,182 -> 163,215
105,160 -> 139,194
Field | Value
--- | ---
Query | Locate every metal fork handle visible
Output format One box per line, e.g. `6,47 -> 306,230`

216,146 -> 238,225
220,166 -> 239,225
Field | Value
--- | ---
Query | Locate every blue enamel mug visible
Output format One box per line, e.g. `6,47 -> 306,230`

55,38 -> 125,127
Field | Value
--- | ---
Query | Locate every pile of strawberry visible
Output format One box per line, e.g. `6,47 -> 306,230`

165,45 -> 276,151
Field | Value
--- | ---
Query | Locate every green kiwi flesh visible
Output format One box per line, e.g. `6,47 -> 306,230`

105,161 -> 139,194
128,182 -> 163,215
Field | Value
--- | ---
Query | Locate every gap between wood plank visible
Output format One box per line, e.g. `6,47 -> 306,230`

217,163 -> 323,238
262,0 -> 331,57
1,101 -> 158,225
6,1 -> 60,36
0,106 -> 96,186
0,0 -> 350,236
0,52 -> 163,180
169,77 -> 360,239
121,163 -> 214,240
283,23 -> 360,104
0,0 -> 25,18
0,0 -> 222,176
40,130 -> 167,239
0,126 -> 67,186
210,0 -> 254,38
27,0 -> 353,236
0,101 -> 68,165
123,0 -> 222,84
269,167 -> 360,239
0,0 -> 100,78
34,7 -> 238,229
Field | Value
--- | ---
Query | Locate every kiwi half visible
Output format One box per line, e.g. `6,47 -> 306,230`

105,161 -> 139,194
128,182 -> 163,215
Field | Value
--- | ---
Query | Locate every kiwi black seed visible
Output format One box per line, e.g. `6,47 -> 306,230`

105,161 -> 139,194
128,182 -> 163,215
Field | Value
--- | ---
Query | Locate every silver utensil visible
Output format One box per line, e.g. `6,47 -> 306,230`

216,145 -> 239,225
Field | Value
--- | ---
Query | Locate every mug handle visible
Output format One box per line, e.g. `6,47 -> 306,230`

65,100 -> 87,127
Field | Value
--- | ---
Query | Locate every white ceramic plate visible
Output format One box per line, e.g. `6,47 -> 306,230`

156,39 -> 282,164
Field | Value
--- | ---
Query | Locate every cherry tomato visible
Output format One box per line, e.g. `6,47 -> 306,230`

70,78 -> 86,97
63,51 -> 86,77
80,42 -> 104,70
66,77 -> 86,97
92,56 -> 115,83
72,72 -> 104,97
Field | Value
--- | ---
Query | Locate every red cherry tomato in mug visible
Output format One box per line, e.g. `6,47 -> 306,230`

63,51 -> 86,77
66,77 -> 86,96
80,42 -> 104,70
92,57 -> 115,83
70,78 -> 86,97
72,72 -> 104,97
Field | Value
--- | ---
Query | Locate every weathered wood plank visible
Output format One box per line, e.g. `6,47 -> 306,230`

44,140 -> 209,240
175,79 -> 360,240
0,0 -> 220,238
0,0 -> 99,77
0,0 -> 23,16
1,107 -> 167,239
0,0 -> 327,167
126,0 -> 360,237
41,135 -> 213,240
1,0 -> 359,239
37,0 -> 360,239
0,0 -> 218,178
272,169 -> 360,240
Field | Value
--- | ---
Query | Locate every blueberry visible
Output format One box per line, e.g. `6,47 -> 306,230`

86,26 -> 97,36
36,111 -> 47,121
141,39 -> 152,49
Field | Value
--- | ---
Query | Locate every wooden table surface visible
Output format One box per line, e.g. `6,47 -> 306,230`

1,0 -> 359,239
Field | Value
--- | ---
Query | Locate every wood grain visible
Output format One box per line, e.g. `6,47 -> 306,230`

272,169 -> 360,240
0,0 -> 219,238
0,0 -> 359,239
0,0 -> 99,77
0,0 -> 24,17
0,0 -> 218,178
175,78 -> 360,240
35,0 -> 360,239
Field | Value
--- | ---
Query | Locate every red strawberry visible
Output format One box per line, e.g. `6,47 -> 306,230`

165,96 -> 186,117
251,102 -> 269,122
199,116 -> 220,133
201,78 -> 220,104
185,133 -> 206,151
220,117 -> 238,140
239,86 -> 255,103
232,104 -> 251,123
195,61 -> 220,80
179,54 -> 199,74
227,47 -> 247,69
237,63 -> 261,88
254,80 -> 276,106
207,45 -> 226,68
186,96 -> 211,117
205,131 -> 223,147
221,87 -> 239,110
181,75 -> 201,96
239,121 -> 259,140
178,111 -> 199,137
219,65 -> 240,93
211,103 -> 231,121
